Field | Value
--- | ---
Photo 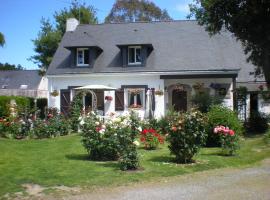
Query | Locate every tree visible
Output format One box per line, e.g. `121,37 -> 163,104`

105,0 -> 172,23
189,0 -> 270,86
30,0 -> 98,69
0,32 -> 5,47
0,62 -> 24,70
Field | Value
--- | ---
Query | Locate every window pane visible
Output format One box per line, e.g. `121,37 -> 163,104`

128,89 -> 144,108
77,50 -> 83,64
135,48 -> 141,63
84,49 -> 89,64
128,48 -> 135,63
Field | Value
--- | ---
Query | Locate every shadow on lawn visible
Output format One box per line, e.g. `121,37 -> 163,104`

148,155 -> 174,163
65,154 -> 89,161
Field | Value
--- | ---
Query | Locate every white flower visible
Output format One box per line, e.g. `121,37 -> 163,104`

113,118 -> 121,123
99,129 -> 105,134
79,120 -> 85,126
133,140 -> 140,146
95,121 -> 100,126
137,126 -> 142,132
114,133 -> 117,136
78,116 -> 83,121
91,111 -> 96,115
101,124 -> 106,129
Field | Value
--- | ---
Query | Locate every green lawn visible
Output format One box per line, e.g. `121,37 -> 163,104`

0,133 -> 270,197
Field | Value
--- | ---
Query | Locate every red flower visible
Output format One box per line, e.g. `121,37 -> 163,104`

229,130 -> 235,136
140,137 -> 146,142
96,127 -> 101,132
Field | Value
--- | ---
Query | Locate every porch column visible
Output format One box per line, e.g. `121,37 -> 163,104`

232,77 -> 237,111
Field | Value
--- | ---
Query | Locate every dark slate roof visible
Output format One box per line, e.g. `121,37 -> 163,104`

47,20 -> 263,82
0,70 -> 41,90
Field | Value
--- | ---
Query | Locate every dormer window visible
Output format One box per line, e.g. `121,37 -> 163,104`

128,46 -> 141,65
77,48 -> 89,66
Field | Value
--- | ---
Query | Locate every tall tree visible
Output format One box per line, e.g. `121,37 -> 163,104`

30,0 -> 98,69
189,0 -> 270,86
105,0 -> 172,23
0,32 -> 5,47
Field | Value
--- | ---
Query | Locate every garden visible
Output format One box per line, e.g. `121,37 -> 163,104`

0,94 -> 270,198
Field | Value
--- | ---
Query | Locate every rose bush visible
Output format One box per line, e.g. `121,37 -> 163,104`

81,111 -> 141,170
167,110 -> 207,163
140,128 -> 164,150
214,126 -> 239,155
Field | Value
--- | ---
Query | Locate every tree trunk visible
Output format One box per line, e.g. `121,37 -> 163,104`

263,49 -> 270,88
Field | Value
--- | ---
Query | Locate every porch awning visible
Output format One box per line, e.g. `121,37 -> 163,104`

74,85 -> 117,90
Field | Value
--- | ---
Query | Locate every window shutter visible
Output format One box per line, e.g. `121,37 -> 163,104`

115,90 -> 124,111
60,89 -> 71,115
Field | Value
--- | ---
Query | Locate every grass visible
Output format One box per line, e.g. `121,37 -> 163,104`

0,132 -> 270,197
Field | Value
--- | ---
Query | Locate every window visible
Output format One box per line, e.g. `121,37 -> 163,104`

126,88 -> 145,109
77,48 -> 89,66
115,90 -> 124,111
128,46 -> 141,65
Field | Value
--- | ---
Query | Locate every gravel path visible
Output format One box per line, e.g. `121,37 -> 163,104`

25,159 -> 270,200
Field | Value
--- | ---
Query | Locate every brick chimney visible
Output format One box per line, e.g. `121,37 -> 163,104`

66,18 -> 79,32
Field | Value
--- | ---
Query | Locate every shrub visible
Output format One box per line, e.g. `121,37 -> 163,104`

246,112 -> 269,134
31,110 -> 71,139
81,114 -> 119,161
167,110 -> 207,163
206,105 -> 243,147
191,92 -> 222,113
81,111 -> 141,170
214,126 -> 240,155
70,92 -> 83,131
140,128 -> 164,150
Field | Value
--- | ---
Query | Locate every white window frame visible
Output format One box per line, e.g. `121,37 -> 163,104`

128,46 -> 142,65
124,88 -> 145,110
77,48 -> 89,66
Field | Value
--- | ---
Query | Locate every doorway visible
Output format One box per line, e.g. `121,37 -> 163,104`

172,90 -> 187,112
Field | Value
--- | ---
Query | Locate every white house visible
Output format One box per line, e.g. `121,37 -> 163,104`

46,18 -> 270,119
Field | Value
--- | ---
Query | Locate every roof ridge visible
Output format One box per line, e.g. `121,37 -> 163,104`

77,19 -> 197,27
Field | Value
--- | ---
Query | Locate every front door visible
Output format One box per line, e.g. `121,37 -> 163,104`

172,90 -> 187,112
250,93 -> 258,115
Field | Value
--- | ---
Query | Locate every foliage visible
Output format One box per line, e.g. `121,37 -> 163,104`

246,112 -> 269,134
206,105 -> 243,147
263,130 -> 270,144
81,114 -> 119,161
189,0 -> 270,85
0,32 -> 5,47
31,109 -> 71,139
0,96 -> 33,117
105,0 -> 172,23
167,110 -> 207,163
140,128 -> 164,150
0,62 -> 24,70
236,86 -> 248,102
31,0 -> 98,69
191,90 -> 222,113
81,111 -> 141,170
214,126 -> 240,156
69,92 -> 84,131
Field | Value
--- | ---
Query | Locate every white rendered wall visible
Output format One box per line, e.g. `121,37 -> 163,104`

48,74 -> 165,118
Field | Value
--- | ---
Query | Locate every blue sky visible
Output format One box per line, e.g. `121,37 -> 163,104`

0,0 -> 193,69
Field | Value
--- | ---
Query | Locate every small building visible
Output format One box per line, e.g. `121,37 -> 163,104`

46,19 -> 270,119
0,70 -> 48,98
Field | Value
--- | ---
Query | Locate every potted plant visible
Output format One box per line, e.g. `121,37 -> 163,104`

50,90 -> 59,97
105,96 -> 113,101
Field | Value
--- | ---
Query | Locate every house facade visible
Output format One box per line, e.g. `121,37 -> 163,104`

46,19 -> 270,119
